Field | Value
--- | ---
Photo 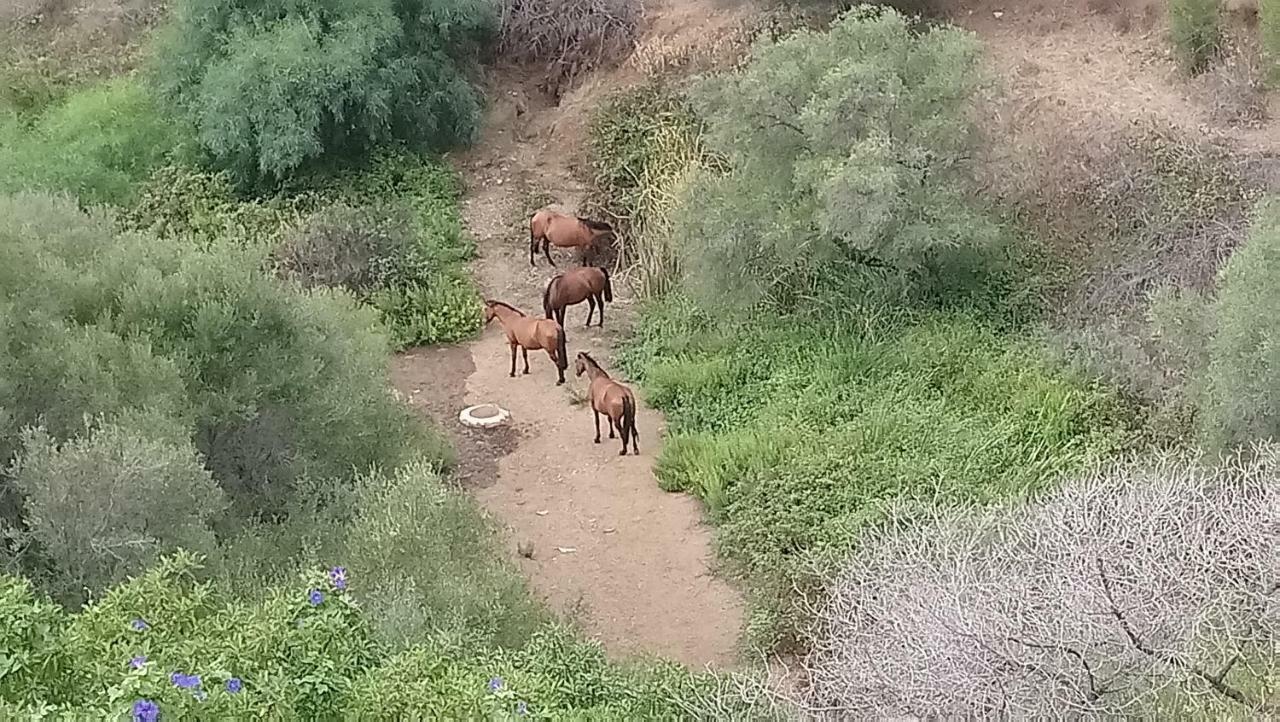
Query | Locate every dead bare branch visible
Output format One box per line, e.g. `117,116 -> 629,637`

799,447 -> 1280,719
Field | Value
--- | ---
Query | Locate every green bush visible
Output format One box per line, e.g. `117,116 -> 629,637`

1264,0 -> 1280,85
1200,198 -> 1280,448
0,192 -> 428,549
1168,0 -> 1221,74
153,0 -> 494,186
673,6 -> 1004,314
0,78 -> 187,206
0,553 -> 782,719
622,298 -> 1133,649
10,420 -> 227,608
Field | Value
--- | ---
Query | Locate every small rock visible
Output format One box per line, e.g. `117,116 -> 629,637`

518,540 -> 535,558
556,547 -> 578,554
993,10 -> 1003,18
536,510 -> 549,516
603,528 -> 617,534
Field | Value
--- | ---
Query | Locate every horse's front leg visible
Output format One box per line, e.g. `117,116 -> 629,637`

522,347 -> 530,374
543,240 -> 556,267
509,344 -> 517,377
593,410 -> 601,443
596,294 -> 605,327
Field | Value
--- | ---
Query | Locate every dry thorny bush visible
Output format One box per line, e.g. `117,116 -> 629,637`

497,0 -> 641,99
797,449 -> 1280,718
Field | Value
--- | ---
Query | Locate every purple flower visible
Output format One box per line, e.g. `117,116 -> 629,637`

130,618 -> 149,632
328,566 -> 348,590
129,655 -> 147,670
170,672 -> 201,690
131,699 -> 159,722
517,700 -> 529,716
487,677 -> 503,692
308,589 -> 324,606
225,677 -> 243,694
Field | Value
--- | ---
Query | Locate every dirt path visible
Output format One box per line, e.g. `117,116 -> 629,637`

391,73 -> 745,668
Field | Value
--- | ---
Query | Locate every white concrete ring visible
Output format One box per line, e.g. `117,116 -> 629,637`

459,403 -> 511,428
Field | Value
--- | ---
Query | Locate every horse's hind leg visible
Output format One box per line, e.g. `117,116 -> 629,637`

543,240 -> 555,267
596,293 -> 605,327
522,347 -> 530,374
509,344 -> 517,378
593,410 -> 601,444
584,296 -> 596,327
608,417 -> 616,439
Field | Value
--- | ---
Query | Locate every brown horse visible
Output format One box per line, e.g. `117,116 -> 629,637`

543,265 -> 613,328
529,209 -> 614,267
484,299 -> 569,384
574,351 -> 639,455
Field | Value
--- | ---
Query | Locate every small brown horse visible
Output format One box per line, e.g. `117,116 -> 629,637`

484,300 -> 569,384
529,209 -> 614,267
574,351 -> 639,455
543,265 -> 613,328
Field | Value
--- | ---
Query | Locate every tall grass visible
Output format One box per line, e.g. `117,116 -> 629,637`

622,297 -> 1135,650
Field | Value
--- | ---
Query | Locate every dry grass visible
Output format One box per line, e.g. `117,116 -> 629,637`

496,0 -> 642,100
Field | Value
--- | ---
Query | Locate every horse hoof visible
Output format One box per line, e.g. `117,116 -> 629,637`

508,373 -> 515,378
619,450 -> 627,456
594,438 -> 600,444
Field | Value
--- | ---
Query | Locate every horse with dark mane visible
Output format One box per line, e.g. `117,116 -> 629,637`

543,265 -> 613,328
484,299 -> 569,384
529,208 -> 613,267
574,351 -> 639,455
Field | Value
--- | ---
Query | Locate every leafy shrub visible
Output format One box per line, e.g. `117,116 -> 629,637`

10,420 -> 227,608
0,553 -> 783,719
327,461 -> 542,651
153,0 -> 494,186
0,192 -> 425,540
0,78 -> 187,205
276,204 -> 418,294
1264,0 -> 1280,84
497,0 -> 641,98
1200,198 -> 1280,448
674,6 -> 1004,314
803,450 -> 1280,717
622,298 -> 1133,650
1168,0 -> 1222,74
123,164 -> 308,247
274,154 -> 483,347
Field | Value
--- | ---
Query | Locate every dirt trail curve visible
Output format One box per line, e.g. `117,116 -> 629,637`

390,69 -> 745,668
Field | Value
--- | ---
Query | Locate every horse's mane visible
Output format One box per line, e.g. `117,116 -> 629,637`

578,351 -> 606,373
486,300 -> 525,316
579,217 -> 613,233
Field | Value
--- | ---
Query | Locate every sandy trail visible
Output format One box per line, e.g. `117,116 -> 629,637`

391,72 -> 744,668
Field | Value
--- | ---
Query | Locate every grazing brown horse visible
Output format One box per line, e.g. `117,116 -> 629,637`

484,299 -> 569,384
574,351 -> 639,455
543,265 -> 613,328
529,209 -> 614,267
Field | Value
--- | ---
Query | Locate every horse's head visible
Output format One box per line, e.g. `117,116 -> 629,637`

581,218 -> 614,239
482,300 -> 497,324
574,352 -> 589,377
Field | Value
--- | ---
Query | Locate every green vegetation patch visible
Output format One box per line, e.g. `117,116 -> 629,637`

622,298 -> 1135,649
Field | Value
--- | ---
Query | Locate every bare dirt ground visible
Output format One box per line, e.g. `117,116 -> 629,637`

391,60 -> 747,667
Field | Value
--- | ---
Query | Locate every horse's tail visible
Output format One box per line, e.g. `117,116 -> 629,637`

621,394 -> 637,446
555,324 -> 568,373
600,265 -> 613,303
543,276 -> 558,319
